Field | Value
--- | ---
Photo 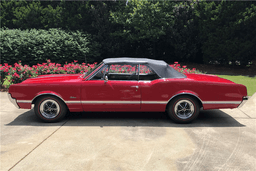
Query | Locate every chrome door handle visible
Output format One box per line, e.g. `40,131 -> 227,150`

131,86 -> 139,88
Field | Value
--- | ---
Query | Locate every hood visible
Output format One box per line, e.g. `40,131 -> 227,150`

185,74 -> 234,84
21,74 -> 83,84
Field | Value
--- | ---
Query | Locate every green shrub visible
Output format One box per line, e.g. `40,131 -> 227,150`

0,28 -> 90,65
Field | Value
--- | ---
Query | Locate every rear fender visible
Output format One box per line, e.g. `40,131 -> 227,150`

167,90 -> 203,107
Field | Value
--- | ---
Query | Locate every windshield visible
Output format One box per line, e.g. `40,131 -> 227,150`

83,62 -> 103,78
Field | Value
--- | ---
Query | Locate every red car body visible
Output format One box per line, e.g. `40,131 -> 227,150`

8,58 -> 247,123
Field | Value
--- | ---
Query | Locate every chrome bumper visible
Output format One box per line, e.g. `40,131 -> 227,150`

238,96 -> 249,108
8,93 -> 20,109
243,96 -> 249,100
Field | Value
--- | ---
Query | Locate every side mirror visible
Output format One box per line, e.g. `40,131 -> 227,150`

104,75 -> 108,82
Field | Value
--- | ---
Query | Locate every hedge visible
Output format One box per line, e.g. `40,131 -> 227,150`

0,28 -> 90,65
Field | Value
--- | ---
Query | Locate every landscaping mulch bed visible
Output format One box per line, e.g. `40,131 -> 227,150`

1,88 -> 8,92
181,60 -> 256,77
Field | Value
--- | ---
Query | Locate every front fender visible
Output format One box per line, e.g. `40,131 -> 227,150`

32,91 -> 65,104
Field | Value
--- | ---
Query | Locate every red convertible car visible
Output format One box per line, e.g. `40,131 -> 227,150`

8,58 -> 247,123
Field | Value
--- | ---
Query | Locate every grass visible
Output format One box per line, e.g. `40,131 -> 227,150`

2,76 -> 11,88
217,75 -> 256,96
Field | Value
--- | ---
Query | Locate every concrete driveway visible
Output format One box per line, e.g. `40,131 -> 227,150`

1,92 -> 256,171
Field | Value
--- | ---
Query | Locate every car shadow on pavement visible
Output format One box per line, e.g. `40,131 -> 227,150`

6,109 -> 245,127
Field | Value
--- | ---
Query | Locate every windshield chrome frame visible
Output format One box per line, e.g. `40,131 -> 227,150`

84,62 -> 105,80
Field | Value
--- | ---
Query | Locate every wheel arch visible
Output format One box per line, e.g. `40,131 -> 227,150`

31,92 -> 69,111
166,92 -> 203,111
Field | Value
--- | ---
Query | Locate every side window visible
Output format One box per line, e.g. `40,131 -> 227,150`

139,65 -> 159,80
107,64 -> 138,80
139,65 -> 154,74
109,64 -> 136,74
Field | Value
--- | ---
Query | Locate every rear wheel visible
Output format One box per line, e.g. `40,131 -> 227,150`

34,96 -> 67,122
167,96 -> 199,123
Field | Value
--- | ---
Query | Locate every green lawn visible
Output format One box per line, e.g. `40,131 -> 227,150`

217,75 -> 256,96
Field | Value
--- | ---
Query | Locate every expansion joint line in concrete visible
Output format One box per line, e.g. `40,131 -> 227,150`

8,119 -> 69,171
238,108 -> 252,119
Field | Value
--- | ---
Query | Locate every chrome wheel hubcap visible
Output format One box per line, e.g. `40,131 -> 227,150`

40,99 -> 60,119
174,100 -> 194,119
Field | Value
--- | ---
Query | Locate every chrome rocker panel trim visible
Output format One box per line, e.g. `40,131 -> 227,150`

81,101 -> 141,104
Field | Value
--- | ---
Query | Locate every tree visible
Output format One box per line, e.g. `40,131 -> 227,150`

194,1 -> 256,65
0,0 -> 28,29
110,0 -> 175,59
169,1 -> 201,63
0,0 -> 63,29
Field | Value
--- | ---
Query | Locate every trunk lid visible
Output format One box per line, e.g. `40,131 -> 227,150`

185,74 -> 234,83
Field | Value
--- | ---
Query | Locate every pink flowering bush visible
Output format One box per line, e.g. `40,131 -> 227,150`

0,63 -> 12,88
169,62 -> 201,74
0,60 -> 97,88
0,60 -> 200,89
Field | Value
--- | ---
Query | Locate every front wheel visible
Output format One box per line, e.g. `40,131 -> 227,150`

34,96 -> 67,122
167,96 -> 200,124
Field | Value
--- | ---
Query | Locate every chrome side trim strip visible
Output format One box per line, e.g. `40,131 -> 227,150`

203,101 -> 241,104
72,100 -> 241,105
17,100 -> 31,103
82,101 -> 141,104
13,99 -> 241,106
66,101 -> 81,104
142,101 -> 167,104
66,101 -> 168,104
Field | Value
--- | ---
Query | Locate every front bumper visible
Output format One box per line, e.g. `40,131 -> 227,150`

8,93 -> 20,109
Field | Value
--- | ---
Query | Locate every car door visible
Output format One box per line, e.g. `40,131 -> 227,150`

138,64 -> 168,112
81,64 -> 141,111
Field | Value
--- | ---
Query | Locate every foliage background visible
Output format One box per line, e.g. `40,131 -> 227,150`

1,0 -> 256,66
0,28 -> 90,65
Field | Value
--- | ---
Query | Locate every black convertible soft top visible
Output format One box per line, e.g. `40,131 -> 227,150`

103,57 -> 186,78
